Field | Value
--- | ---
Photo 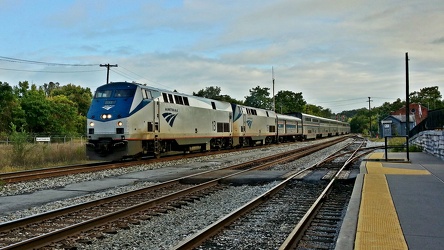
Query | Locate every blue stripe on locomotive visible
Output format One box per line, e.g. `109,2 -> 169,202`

87,82 -> 149,121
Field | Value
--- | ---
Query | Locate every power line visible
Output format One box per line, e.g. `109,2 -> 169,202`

0,67 -> 102,73
0,56 -> 98,67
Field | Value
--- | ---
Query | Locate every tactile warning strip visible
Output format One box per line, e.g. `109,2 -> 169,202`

355,153 -> 430,249
355,174 -> 408,249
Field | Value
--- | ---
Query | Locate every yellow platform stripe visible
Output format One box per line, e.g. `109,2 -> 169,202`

355,153 -> 430,249
355,174 -> 408,249
366,161 -> 430,175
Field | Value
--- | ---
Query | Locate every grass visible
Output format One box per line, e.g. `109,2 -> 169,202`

0,142 -> 90,173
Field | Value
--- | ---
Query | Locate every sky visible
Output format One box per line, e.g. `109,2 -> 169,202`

0,0 -> 443,113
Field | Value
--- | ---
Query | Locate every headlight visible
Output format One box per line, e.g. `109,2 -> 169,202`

117,121 -> 123,126
101,114 -> 112,120
90,122 -> 95,127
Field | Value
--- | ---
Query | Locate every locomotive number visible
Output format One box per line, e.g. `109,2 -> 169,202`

212,121 -> 216,131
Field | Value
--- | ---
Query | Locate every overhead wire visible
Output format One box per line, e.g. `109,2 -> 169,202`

0,56 -> 98,67
0,67 -> 102,73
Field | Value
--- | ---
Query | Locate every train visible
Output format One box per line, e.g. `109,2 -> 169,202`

86,82 -> 350,161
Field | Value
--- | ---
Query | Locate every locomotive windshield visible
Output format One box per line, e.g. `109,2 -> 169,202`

94,90 -> 112,98
94,89 -> 135,98
114,89 -> 135,98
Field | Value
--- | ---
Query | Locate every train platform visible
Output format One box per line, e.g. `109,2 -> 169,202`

336,152 -> 444,250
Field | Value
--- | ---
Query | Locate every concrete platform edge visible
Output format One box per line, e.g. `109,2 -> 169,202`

334,158 -> 366,250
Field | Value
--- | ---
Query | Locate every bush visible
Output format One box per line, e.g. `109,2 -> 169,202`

9,123 -> 34,167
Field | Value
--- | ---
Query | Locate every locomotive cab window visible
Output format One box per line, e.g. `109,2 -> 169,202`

95,90 -> 112,98
211,102 -> 216,110
114,89 -> 135,98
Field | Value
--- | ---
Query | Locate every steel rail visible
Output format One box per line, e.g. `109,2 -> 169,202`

0,136 -> 349,183
0,138 -> 348,249
172,138 -> 360,250
278,140 -> 366,250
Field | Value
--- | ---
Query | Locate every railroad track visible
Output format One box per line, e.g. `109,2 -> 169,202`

0,136 -> 353,184
0,137 -> 350,249
172,139 -> 366,249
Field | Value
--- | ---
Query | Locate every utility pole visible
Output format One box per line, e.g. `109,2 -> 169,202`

100,64 -> 118,84
405,52 -> 410,161
272,67 -> 275,112
367,97 -> 373,137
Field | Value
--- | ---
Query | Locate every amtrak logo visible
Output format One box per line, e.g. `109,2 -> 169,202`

162,112 -> 178,127
246,119 -> 253,128
102,105 -> 114,110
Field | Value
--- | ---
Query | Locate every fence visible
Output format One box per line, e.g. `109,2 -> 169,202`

0,136 -> 86,145
410,108 -> 444,137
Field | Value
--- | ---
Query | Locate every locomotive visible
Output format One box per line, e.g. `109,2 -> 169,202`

86,82 -> 349,161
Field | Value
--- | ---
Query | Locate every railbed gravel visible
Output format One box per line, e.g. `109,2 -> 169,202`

78,183 -> 280,250
0,137 -> 363,249
0,137 -> 344,197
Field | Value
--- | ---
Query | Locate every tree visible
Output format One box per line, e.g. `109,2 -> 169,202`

193,86 -> 242,104
275,90 -> 306,114
19,85 -> 52,133
0,82 -> 15,133
51,83 -> 92,115
41,81 -> 60,97
244,86 -> 272,109
47,95 -> 79,135
193,86 -> 221,99
304,104 -> 333,118
409,86 -> 443,110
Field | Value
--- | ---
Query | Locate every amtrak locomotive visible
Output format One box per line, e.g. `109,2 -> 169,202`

86,82 -> 349,161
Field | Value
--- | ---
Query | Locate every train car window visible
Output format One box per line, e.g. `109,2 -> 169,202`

95,90 -> 112,98
217,122 -> 223,132
224,123 -> 230,132
269,125 -> 276,132
211,102 -> 216,110
174,95 -> 184,105
145,90 -> 153,99
168,94 -> 174,103
162,93 -> 169,102
114,89 -> 135,98
305,117 -> 311,122
183,97 -> 189,106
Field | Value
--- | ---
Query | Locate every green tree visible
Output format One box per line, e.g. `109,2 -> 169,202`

41,81 -> 60,97
47,95 -> 79,135
20,85 -> 52,133
275,90 -> 306,114
304,104 -> 333,118
193,86 -> 242,104
244,86 -> 272,109
51,83 -> 92,115
0,82 -> 15,133
409,86 -> 443,110
193,86 -> 221,99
